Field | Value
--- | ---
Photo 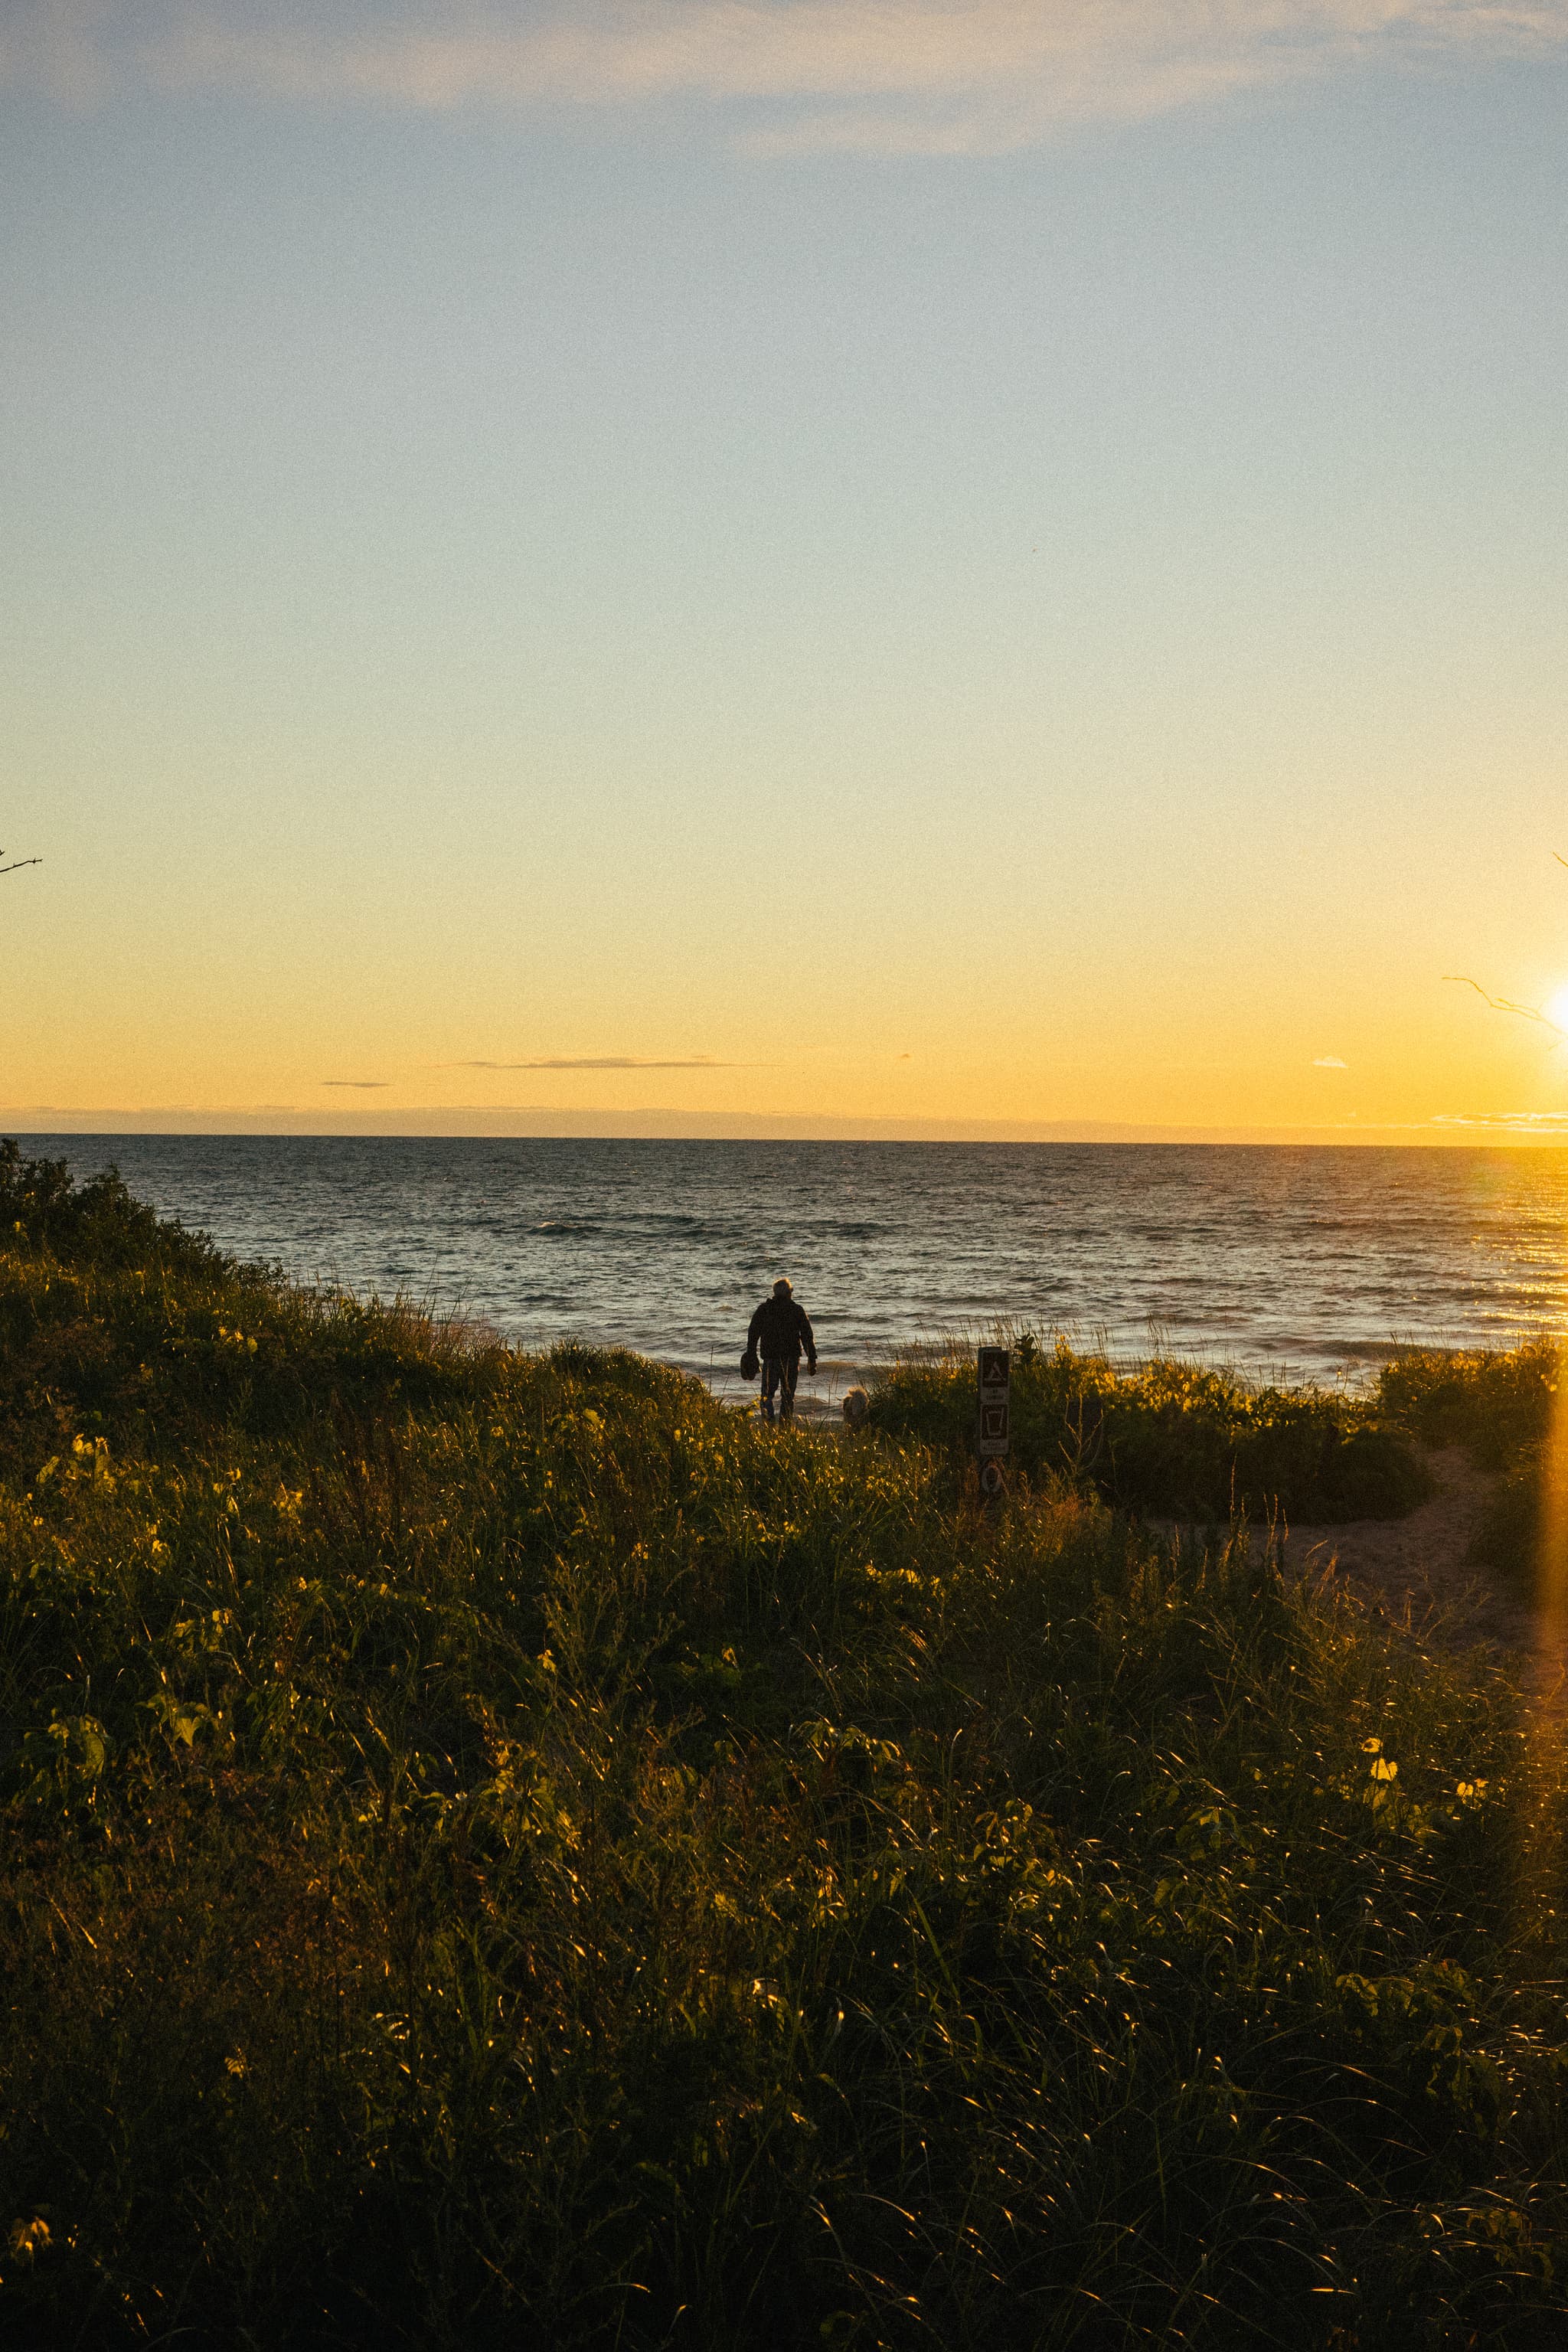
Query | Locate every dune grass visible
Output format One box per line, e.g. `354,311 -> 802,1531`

2,1143 -> 1567,2347
868,1331 -> 1432,1524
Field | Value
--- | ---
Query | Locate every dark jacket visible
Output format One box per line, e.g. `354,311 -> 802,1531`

748,1294 -> 815,1364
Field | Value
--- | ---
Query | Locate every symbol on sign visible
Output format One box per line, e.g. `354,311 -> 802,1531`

977,1347 -> 1011,1459
979,1460 -> 1005,1497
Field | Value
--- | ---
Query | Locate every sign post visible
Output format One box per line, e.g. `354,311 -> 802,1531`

976,1346 -> 1010,1498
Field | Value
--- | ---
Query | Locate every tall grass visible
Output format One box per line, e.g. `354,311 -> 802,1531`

870,1331 -> 1431,1521
1,1145 -> 1566,2347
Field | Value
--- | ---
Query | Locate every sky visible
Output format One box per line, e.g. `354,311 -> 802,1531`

2,0 -> 1566,1141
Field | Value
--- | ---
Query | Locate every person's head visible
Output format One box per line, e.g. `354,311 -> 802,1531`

773,1276 -> 792,1298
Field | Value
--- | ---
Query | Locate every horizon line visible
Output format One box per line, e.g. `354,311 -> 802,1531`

6,1111 -> 1568,1148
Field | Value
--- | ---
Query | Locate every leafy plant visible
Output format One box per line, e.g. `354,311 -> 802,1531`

871,1333 -> 1431,1521
0,1148 -> 1564,2347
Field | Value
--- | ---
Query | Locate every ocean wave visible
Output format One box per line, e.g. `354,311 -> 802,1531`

31,1134 -> 1568,1385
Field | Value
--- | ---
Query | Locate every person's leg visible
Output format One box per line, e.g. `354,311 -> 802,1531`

779,1357 -> 799,1423
761,1358 -> 779,1423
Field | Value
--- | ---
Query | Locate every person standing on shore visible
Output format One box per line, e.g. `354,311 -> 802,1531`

745,1277 -> 817,1424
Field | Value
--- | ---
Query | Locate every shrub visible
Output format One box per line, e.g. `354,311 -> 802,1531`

871,1334 -> 1432,1523
1376,1341 -> 1557,1471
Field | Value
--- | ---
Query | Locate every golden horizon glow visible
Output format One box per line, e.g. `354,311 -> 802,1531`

3,20 -> 1564,1136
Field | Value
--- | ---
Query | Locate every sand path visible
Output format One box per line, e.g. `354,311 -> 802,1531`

1238,1448 -> 1568,1703
1272,1449 -> 1524,1642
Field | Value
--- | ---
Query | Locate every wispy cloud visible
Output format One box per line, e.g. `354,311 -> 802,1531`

450,1054 -> 740,1070
1312,1054 -> 1349,1068
1430,1109 -> 1568,1131
5,2 -> 1564,153
322,1077 -> 389,1088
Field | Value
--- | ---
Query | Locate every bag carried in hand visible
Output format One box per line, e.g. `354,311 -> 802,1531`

740,1348 -> 760,1381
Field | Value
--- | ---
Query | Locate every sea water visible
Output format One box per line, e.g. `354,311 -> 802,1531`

21,1136 -> 1568,1403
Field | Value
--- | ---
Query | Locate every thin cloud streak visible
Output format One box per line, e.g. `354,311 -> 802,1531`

450,1055 -> 742,1070
5,2 -> 1565,153
1430,1109 -> 1568,1132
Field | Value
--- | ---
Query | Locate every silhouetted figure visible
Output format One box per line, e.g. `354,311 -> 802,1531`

746,1276 -> 816,1424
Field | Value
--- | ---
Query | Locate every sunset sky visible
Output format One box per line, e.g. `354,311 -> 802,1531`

4,1 -> 1566,1140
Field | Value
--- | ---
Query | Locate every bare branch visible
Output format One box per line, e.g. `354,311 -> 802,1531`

0,858 -> 41,877
1444,974 -> 1564,1038
1442,857 -> 1568,1046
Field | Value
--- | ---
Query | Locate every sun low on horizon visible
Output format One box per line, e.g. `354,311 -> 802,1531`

3,0 -> 1566,1144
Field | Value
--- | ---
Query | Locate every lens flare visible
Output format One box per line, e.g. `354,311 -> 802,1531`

1539,1380 -> 1568,1630
1512,1357 -> 1568,1961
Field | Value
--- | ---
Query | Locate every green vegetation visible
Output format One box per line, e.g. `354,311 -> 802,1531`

871,1333 -> 1432,1523
1375,1343 -> 1559,1591
2,1143 -> 1567,2347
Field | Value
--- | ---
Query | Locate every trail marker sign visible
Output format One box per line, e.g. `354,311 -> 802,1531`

977,1347 -> 1010,1461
